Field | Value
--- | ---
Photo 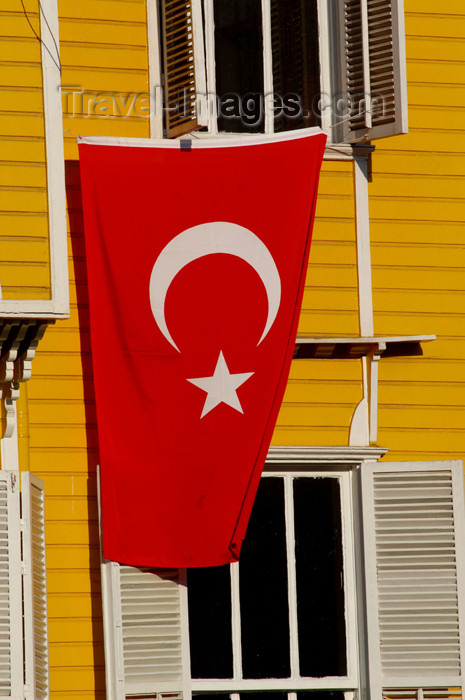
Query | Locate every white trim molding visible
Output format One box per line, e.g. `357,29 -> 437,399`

266,445 -> 388,464
0,321 -> 52,470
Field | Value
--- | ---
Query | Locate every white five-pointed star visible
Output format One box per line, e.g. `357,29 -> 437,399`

187,351 -> 254,418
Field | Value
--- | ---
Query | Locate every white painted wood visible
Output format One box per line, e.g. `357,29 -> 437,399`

203,0 -> 218,134
261,0 -> 274,134
0,471 -> 23,698
368,347 -> 384,444
284,476 -> 300,678
177,569 -> 193,699
0,300 -> 68,317
120,567 -> 186,695
361,461 -> 465,697
0,399 -> 19,471
39,0 -> 68,316
97,467 -> 125,700
230,562 -> 243,680
191,677 -> 357,691
351,466 -> 369,700
296,335 -> 436,346
349,397 -> 370,447
266,445 -> 387,465
340,470 -> 359,686
146,0 -> 164,138
354,153 -> 374,447
317,0 -> 333,136
354,155 -> 374,338
21,473 -> 49,700
100,558 -> 125,700
452,464 -> 465,694
191,0 -> 208,128
360,460 -> 384,700
392,0 -> 409,135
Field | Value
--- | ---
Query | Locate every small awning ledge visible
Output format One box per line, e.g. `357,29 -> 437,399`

294,335 -> 436,359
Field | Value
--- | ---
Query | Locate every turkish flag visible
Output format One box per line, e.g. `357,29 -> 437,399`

79,129 -> 326,567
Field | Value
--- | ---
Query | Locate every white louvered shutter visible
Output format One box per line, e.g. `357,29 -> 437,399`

361,461 -> 465,699
101,559 -> 191,700
340,0 -> 408,142
0,471 -> 23,698
21,472 -> 49,700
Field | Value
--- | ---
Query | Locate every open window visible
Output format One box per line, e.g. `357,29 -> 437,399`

156,0 -> 408,143
100,459 -> 465,699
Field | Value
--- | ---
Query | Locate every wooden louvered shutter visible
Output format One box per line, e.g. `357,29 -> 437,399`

361,461 -> 465,699
101,559 -> 191,700
21,472 -> 49,700
161,0 -> 207,138
0,471 -> 23,698
341,0 -> 408,142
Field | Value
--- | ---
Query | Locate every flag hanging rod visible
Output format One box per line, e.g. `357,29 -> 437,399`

293,334 -> 436,360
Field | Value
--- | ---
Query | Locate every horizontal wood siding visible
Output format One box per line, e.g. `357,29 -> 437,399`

5,1 -> 465,697
371,1 -> 465,462
59,0 -> 150,161
0,0 -> 51,300
274,160 -> 361,445
21,0 -> 151,695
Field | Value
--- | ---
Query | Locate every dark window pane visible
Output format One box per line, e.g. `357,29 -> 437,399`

187,565 -> 233,678
242,694 -> 287,700
194,696 -> 288,700
240,477 -> 290,678
214,0 -> 264,132
271,0 -> 321,131
294,478 -> 347,677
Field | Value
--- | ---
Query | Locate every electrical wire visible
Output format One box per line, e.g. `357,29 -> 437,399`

19,0 -> 61,73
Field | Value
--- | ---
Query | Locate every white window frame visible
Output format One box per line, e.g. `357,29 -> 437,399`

147,0 -> 408,145
190,468 -> 360,695
99,447 -> 388,699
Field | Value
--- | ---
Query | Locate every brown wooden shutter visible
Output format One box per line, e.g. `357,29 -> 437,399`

342,0 -> 408,142
161,0 -> 204,138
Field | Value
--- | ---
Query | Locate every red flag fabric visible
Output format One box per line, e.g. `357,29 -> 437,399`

78,129 -> 326,568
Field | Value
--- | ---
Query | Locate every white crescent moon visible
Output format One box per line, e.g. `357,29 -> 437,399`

149,221 -> 281,352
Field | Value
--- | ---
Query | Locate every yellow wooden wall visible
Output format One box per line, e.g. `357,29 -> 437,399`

17,0 -> 150,695
0,0 -> 51,299
275,0 -> 465,453
372,0 -> 465,461
2,0 -> 464,697
273,160 -> 363,446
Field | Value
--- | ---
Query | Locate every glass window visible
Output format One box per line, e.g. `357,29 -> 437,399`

211,0 -> 320,133
187,471 -> 355,693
